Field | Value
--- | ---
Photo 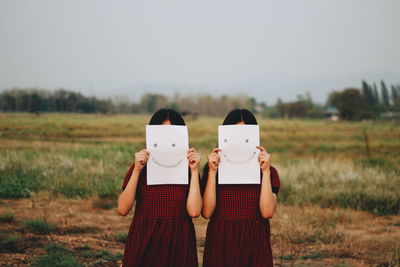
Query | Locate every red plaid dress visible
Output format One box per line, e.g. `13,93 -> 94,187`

121,163 -> 198,267
202,166 -> 280,267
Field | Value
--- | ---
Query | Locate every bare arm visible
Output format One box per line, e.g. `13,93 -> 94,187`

201,148 -> 220,219
257,146 -> 277,219
186,148 -> 202,218
117,149 -> 149,216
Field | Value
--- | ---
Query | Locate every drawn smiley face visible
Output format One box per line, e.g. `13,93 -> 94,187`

221,137 -> 257,164
146,125 -> 189,169
219,125 -> 259,165
151,141 -> 185,168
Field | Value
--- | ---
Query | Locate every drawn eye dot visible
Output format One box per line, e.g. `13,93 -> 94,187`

245,139 -> 249,143
172,143 -> 176,147
154,143 -> 157,148
224,139 -> 227,143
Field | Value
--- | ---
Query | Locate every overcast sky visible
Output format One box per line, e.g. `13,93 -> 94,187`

0,0 -> 399,104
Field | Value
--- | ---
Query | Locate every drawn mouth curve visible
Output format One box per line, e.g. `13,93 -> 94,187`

223,151 -> 256,165
151,157 -> 184,168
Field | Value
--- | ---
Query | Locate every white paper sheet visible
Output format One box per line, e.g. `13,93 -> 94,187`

146,125 -> 189,185
218,125 -> 260,184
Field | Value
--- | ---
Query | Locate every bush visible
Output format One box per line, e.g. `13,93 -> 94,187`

23,218 -> 58,235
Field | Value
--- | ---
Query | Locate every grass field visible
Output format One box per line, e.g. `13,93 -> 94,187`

0,113 -> 399,266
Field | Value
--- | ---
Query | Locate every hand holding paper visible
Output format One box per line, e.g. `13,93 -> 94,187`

218,125 -> 260,184
207,148 -> 221,172
257,146 -> 271,171
146,125 -> 189,185
187,148 -> 200,171
134,149 -> 150,171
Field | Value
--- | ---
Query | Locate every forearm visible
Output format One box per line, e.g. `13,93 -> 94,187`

186,169 -> 202,218
259,169 -> 277,219
202,171 -> 217,219
117,169 -> 140,216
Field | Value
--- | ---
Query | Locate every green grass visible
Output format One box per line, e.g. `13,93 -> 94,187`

80,249 -> 123,262
31,243 -> 83,267
115,232 -> 128,243
0,234 -> 19,251
0,167 -> 43,198
0,113 -> 399,214
278,159 -> 400,215
23,218 -> 58,235
0,211 -> 14,222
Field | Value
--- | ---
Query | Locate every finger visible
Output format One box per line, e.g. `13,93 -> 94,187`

212,148 -> 222,153
256,146 -> 266,152
211,155 -> 219,163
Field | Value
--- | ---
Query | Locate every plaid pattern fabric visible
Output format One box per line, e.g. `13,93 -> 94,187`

202,166 -> 280,267
121,163 -> 198,267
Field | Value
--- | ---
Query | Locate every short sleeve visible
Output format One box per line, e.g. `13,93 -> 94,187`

121,162 -> 135,191
270,166 -> 280,195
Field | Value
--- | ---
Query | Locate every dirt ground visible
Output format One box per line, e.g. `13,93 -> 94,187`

0,195 -> 399,266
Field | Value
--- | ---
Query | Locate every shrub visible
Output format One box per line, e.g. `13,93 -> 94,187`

23,218 -> 58,235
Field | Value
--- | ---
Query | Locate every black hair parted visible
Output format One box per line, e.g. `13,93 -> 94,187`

149,108 -> 186,125
222,109 -> 258,125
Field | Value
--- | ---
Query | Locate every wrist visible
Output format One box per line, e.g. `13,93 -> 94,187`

190,166 -> 199,172
132,166 -> 142,174
262,167 -> 270,174
208,169 -> 217,175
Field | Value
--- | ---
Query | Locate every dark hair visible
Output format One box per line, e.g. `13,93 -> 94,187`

149,108 -> 185,125
222,109 -> 258,125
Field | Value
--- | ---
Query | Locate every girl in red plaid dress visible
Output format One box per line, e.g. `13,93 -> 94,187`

201,109 -> 280,267
118,109 -> 202,267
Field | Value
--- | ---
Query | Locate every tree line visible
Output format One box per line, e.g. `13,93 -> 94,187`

0,80 -> 399,120
327,80 -> 400,120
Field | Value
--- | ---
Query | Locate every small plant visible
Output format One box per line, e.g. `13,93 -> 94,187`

81,249 -> 123,262
0,235 -> 19,251
31,243 -> 83,267
93,198 -> 117,210
0,211 -> 14,222
23,218 -> 57,235
279,254 -> 294,260
115,232 -> 128,243
45,242 -> 69,253
299,252 -> 324,260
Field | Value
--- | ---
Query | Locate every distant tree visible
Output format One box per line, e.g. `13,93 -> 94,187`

380,80 -> 390,106
328,88 -> 370,120
372,83 -> 379,105
362,80 -> 375,106
28,93 -> 43,113
392,85 -> 400,109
